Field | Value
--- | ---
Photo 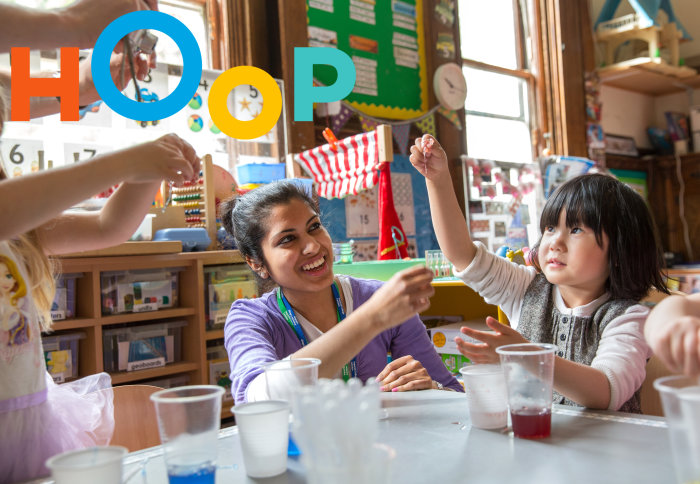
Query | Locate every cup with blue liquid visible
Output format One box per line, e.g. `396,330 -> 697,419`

150,385 -> 225,484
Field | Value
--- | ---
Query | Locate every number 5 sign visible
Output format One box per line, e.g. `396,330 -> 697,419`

0,138 -> 45,177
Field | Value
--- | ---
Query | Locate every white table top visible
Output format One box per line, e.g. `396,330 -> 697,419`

113,390 -> 674,484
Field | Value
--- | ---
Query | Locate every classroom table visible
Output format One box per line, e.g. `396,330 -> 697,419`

112,390 -> 675,484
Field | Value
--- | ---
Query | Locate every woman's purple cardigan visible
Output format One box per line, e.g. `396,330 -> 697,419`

224,276 -> 462,402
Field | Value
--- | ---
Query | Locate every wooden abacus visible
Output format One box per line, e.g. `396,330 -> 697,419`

169,154 -> 217,250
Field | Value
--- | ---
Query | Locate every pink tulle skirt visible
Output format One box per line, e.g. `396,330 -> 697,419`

0,372 -> 114,483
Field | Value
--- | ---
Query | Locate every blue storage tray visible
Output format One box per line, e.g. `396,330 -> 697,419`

237,163 -> 286,184
153,228 -> 211,252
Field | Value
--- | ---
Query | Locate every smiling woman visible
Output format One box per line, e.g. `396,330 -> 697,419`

218,180 -> 462,403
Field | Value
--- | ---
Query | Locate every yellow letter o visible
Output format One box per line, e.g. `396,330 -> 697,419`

208,66 -> 282,140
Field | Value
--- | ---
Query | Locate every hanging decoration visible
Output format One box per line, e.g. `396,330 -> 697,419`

377,163 -> 410,260
331,104 -> 355,135
392,124 -> 412,156
437,106 -> 462,129
414,114 -> 436,137
359,115 -> 379,134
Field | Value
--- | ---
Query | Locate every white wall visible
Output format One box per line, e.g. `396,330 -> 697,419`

599,85 -> 655,148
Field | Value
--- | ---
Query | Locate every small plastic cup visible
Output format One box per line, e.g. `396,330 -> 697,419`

150,385 -> 224,482
496,343 -> 556,439
655,375 -> 700,483
304,442 -> 395,484
45,446 -> 127,484
263,358 -> 321,401
425,250 -> 449,278
231,400 -> 290,478
460,364 -> 508,429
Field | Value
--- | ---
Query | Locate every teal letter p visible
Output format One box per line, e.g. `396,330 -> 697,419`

294,48 -> 355,122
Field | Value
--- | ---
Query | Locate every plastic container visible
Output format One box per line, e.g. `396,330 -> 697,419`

237,163 -> 286,184
204,265 -> 258,330
100,267 -> 183,315
43,331 -> 85,382
51,273 -> 83,321
153,228 -> 211,252
102,320 -> 187,372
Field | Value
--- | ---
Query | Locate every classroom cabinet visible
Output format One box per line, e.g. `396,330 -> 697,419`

47,250 -> 246,388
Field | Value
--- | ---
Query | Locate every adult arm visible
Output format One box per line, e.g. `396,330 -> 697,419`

645,293 -> 700,376
0,0 -> 157,53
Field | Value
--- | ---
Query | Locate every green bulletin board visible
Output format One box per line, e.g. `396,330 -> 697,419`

306,0 -> 429,119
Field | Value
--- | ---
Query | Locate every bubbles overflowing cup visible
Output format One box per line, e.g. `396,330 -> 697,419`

460,364 -> 508,430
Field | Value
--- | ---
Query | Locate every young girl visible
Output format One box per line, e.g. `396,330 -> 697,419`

220,180 -> 462,403
0,91 -> 200,482
410,135 -> 667,413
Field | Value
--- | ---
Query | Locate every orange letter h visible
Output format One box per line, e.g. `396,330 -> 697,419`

10,47 -> 80,121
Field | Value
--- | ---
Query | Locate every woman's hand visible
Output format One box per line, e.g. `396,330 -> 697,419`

648,315 -> 700,376
456,316 -> 530,364
409,134 -> 449,181
375,355 -> 434,392
359,265 -> 434,332
78,50 -> 152,107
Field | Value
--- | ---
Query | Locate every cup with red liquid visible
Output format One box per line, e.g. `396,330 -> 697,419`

496,343 -> 556,439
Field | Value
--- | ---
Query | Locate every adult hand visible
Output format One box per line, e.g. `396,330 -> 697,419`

456,316 -> 530,364
62,0 -> 158,49
121,134 -> 200,186
648,316 -> 700,377
78,50 -> 151,106
409,134 -> 450,181
360,265 -> 434,332
375,355 -> 434,392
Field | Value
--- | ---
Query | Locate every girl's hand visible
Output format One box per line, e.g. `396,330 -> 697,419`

409,134 -> 449,181
456,316 -> 530,364
649,316 -> 700,376
78,50 -> 151,107
375,355 -> 434,392
361,265 -> 434,332
122,134 -> 201,186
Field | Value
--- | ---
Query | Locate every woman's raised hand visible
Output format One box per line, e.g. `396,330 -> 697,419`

361,265 -> 434,331
121,134 -> 201,186
375,355 -> 434,392
409,134 -> 449,180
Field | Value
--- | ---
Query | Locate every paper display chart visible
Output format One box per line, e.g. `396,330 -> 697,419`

306,0 -> 429,119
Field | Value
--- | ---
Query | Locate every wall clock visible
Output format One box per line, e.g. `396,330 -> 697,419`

433,62 -> 467,111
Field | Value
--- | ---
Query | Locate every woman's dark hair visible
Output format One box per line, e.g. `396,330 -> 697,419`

530,173 -> 667,301
219,179 -> 319,273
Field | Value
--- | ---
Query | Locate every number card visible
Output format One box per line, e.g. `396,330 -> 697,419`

0,138 -> 45,176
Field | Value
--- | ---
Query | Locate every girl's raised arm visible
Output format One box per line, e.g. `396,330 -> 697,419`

409,134 -> 476,271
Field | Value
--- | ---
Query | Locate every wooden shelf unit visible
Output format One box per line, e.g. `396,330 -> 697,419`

598,63 -> 700,96
49,250 -> 245,388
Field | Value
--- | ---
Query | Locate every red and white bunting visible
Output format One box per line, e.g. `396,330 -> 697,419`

296,131 -> 380,199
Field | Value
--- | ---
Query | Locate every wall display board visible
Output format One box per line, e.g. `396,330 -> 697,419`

320,154 -> 438,260
306,0 -> 429,119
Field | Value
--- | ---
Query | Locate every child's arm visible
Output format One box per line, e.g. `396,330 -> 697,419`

409,134 -> 476,271
0,135 -> 199,248
645,293 -> 700,376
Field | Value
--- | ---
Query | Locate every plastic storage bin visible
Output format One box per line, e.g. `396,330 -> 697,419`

51,273 -> 83,321
237,163 -> 286,184
207,343 -> 232,401
43,331 -> 85,382
204,265 -> 258,330
100,267 -> 183,315
153,228 -> 211,252
102,320 -> 187,372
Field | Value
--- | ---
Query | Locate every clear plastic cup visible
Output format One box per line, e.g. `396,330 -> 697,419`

263,358 -> 321,401
45,446 -> 127,484
655,375 -> 700,483
496,343 -> 556,439
425,250 -> 450,278
460,364 -> 508,429
150,385 -> 224,482
304,442 -> 395,484
231,400 -> 290,478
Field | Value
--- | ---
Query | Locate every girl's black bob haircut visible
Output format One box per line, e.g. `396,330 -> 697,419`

218,180 -> 319,282
529,173 -> 667,301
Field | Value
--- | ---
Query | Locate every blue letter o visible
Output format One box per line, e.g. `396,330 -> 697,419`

92,11 -> 202,121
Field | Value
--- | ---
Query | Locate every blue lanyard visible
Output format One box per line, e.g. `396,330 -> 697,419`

276,281 -> 357,381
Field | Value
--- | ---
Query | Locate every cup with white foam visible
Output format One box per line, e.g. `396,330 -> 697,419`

460,364 -> 508,429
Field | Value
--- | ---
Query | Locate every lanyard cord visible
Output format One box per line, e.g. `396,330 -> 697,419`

276,281 -> 357,381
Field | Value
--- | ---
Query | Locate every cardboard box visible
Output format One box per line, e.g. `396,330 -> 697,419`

429,320 -> 493,374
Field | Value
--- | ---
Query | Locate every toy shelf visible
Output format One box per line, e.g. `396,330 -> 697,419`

598,60 -> 700,96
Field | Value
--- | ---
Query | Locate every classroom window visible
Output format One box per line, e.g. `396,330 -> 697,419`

458,0 -> 540,163
158,0 -> 211,69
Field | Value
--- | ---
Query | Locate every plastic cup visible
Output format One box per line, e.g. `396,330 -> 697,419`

263,358 -> 321,401
150,385 -> 224,483
304,442 -> 395,484
231,400 -> 290,478
496,343 -> 556,439
45,446 -> 127,484
425,250 -> 449,278
655,375 -> 700,483
460,364 -> 508,429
